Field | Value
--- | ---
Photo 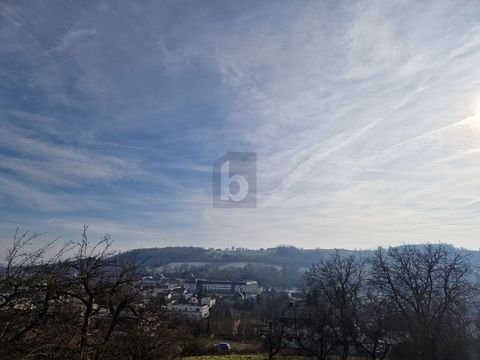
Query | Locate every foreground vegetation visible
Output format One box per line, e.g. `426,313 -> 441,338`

2,227 -> 480,359
183,356 -> 364,360
184,356 -> 267,360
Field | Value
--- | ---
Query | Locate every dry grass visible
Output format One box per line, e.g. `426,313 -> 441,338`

183,356 -> 307,360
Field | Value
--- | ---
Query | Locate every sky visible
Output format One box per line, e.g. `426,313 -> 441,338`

2,0 -> 480,253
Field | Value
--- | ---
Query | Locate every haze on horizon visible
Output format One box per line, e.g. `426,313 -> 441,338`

2,1 -> 480,253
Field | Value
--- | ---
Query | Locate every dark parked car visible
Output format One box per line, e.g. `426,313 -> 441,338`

214,342 -> 231,352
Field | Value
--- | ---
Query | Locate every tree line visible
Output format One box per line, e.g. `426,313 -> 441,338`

0,227 -> 183,360
258,244 -> 479,360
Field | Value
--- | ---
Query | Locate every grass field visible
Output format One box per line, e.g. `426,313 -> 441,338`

183,339 -> 364,359
196,338 -> 260,353
183,356 -> 365,360
184,356 -> 266,360
183,356 -> 307,360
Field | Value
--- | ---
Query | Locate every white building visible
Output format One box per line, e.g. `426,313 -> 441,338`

184,279 -> 259,296
234,280 -> 259,294
201,296 -> 216,308
202,281 -> 232,293
166,304 -> 210,319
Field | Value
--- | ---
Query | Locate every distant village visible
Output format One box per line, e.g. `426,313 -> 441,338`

141,275 -> 261,320
2,236 -> 476,359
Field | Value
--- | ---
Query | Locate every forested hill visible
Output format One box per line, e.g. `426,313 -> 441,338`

115,245 -> 425,269
116,246 -> 353,268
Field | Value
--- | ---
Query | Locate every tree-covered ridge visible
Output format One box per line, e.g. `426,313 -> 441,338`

116,244 -> 477,268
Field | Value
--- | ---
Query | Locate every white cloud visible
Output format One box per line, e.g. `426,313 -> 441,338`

53,28 -> 97,52
3,0 -> 480,252
0,122 -> 140,186
185,0 -> 480,249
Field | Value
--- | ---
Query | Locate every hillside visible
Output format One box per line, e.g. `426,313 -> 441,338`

116,245 -> 374,268
116,244 -> 480,269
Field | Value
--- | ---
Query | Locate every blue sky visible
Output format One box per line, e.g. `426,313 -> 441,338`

2,0 -> 480,252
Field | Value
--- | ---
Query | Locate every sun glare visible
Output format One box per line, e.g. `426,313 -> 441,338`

473,94 -> 480,115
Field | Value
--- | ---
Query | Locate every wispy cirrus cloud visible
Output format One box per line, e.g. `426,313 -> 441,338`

2,0 -> 480,252
0,120 -> 141,186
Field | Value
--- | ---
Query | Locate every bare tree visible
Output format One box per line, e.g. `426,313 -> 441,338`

0,229 -> 72,357
0,227 -> 181,360
370,244 -> 473,360
293,289 -> 336,360
256,290 -> 289,360
103,300 -> 184,360
57,226 -> 144,360
355,291 -> 393,360
306,252 -> 364,360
